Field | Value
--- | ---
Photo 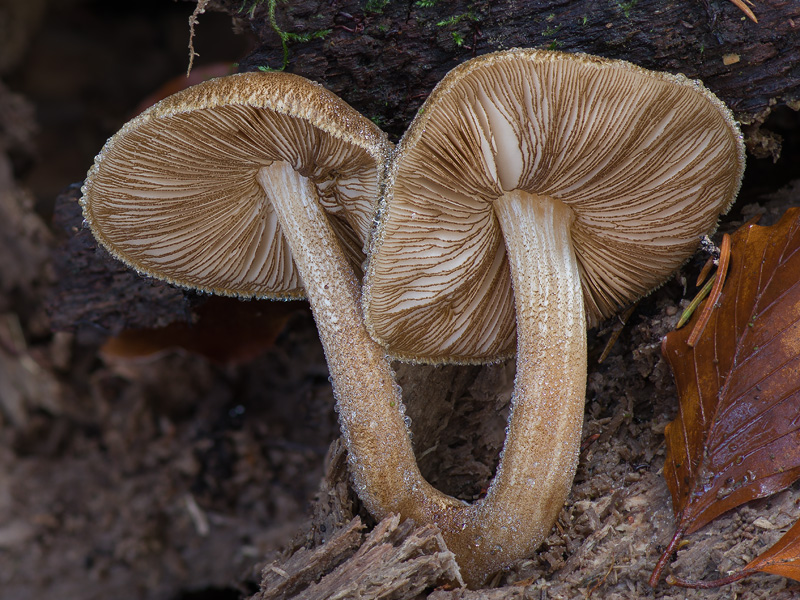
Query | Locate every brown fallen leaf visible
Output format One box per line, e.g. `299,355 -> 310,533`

744,517 -> 800,581
651,207 -> 800,585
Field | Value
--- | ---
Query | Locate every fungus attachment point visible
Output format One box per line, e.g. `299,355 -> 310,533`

365,49 -> 745,585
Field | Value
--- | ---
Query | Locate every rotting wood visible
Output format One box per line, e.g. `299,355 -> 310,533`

254,442 -> 463,599
206,0 -> 800,139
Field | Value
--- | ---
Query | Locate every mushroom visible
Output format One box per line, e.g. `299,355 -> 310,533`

363,49 -> 745,584
80,72 -> 457,554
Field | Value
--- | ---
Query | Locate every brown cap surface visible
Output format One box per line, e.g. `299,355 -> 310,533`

82,71 -> 390,299
365,49 -> 745,364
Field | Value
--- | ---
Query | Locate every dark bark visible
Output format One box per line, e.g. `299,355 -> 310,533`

219,0 -> 800,141
47,186 -> 192,344
53,0 -> 799,340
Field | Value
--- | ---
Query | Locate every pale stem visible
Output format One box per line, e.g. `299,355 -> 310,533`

256,162 -> 461,521
492,191 -> 587,517
456,191 -> 587,582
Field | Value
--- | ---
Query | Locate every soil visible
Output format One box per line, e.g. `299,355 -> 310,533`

1,2 -> 800,599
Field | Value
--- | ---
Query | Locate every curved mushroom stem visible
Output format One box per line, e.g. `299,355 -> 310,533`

486,191 -> 587,564
427,192 -> 587,585
256,162 -> 463,520
260,163 -> 587,587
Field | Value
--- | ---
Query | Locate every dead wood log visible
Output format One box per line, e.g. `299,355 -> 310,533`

215,0 -> 799,139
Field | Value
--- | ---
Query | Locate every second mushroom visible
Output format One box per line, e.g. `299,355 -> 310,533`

364,49 -> 746,584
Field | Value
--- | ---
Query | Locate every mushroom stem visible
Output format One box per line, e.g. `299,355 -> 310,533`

479,190 -> 586,574
406,192 -> 587,586
255,162 -> 461,522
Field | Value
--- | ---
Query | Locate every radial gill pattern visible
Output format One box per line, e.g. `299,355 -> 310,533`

365,49 -> 745,363
82,71 -> 385,299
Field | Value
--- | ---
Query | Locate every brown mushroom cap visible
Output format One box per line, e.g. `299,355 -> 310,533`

365,49 -> 745,363
82,71 -> 390,299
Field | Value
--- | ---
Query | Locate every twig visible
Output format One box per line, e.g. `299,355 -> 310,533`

687,233 -> 731,347
597,303 -> 637,363
729,0 -> 758,23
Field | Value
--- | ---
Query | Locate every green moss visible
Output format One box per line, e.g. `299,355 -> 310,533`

436,13 -> 476,27
251,0 -> 331,71
617,0 -> 639,18
541,23 -> 561,37
238,0 -> 266,18
431,6 -> 481,49
369,114 -> 388,127
365,0 -> 391,13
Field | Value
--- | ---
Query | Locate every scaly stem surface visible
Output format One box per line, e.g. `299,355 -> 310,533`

432,192 -> 587,585
257,162 -> 462,520
466,191 -> 587,580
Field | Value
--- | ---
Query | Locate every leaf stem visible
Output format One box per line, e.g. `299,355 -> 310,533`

666,569 -> 752,588
649,525 -> 687,587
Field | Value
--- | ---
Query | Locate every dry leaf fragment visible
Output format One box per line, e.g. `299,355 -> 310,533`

743,517 -> 800,581
100,297 -> 303,365
723,53 -> 741,66
667,517 -> 800,588
651,208 -> 800,585
729,0 -> 758,23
